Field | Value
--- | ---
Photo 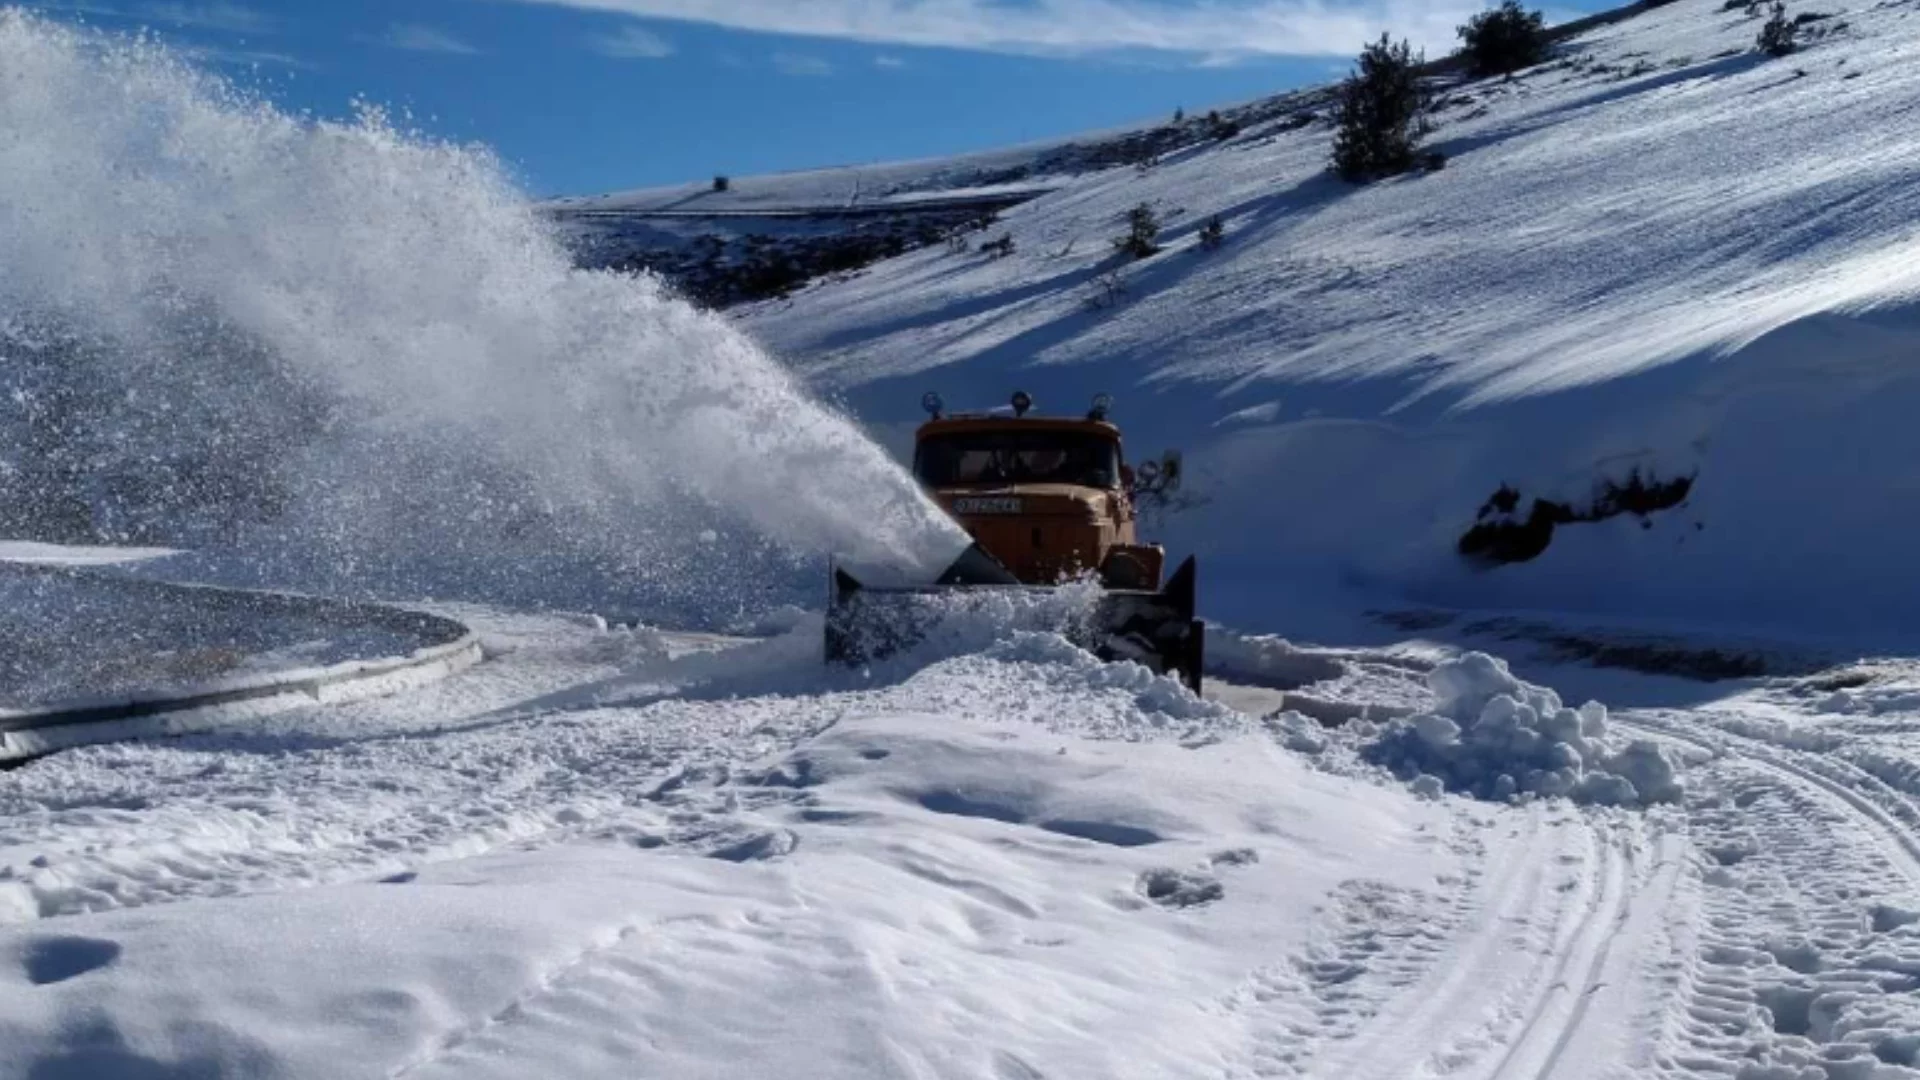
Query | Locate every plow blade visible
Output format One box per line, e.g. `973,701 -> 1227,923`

825,543 -> 1205,691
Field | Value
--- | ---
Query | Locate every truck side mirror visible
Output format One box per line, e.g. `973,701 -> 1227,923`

1120,464 -> 1135,489
1159,451 -> 1183,490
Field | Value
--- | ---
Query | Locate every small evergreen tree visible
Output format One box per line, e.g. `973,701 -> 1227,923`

1756,1 -> 1798,55
1113,203 -> 1162,259
1457,0 -> 1550,76
1173,106 -> 1186,124
1196,215 -> 1226,251
1331,35 -> 1432,182
713,174 -> 730,192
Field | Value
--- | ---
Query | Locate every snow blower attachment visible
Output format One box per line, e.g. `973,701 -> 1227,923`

826,391 -> 1204,690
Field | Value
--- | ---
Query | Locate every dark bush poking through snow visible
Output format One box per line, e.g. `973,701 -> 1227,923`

1362,652 -> 1683,807
1459,468 -> 1695,564
1758,1 -> 1800,55
1196,215 -> 1226,251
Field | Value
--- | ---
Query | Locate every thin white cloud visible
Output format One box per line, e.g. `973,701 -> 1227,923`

874,53 -> 906,68
589,24 -> 673,58
773,50 -> 832,76
373,23 -> 482,55
1193,50 -> 1247,68
493,0 -> 1482,59
139,1 -> 274,34
177,41 -> 309,68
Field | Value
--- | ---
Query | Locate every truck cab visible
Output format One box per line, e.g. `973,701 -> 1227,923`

828,389 -> 1201,691
912,392 -> 1171,590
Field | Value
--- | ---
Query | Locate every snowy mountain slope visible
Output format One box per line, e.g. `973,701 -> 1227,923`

536,93 -> 1315,308
709,0 -> 1920,639
752,0 -> 1920,407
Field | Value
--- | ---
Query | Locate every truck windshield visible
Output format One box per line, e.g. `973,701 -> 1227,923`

914,430 -> 1120,488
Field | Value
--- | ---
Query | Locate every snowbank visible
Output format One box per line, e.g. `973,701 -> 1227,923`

1203,626 -> 1346,689
1363,652 -> 1683,806
0,565 -> 469,711
0,562 -> 489,761
0,541 -> 176,567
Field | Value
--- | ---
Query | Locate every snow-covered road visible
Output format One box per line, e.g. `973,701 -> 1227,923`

4,610 -> 1919,1079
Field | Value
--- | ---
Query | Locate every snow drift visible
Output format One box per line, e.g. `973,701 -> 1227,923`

1364,651 -> 1683,806
0,12 -> 964,617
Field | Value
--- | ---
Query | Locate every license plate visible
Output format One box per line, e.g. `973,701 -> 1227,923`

953,497 -> 1022,515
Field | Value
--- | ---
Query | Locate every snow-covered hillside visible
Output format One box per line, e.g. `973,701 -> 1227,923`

674,0 -> 1920,641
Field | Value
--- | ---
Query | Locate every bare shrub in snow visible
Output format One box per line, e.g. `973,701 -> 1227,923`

1458,0 -> 1550,77
1362,652 -> 1684,807
1331,35 -> 1433,182
1757,1 -> 1799,54
979,233 -> 1016,259
1113,203 -> 1162,259
1196,215 -> 1226,251
1085,269 -> 1129,311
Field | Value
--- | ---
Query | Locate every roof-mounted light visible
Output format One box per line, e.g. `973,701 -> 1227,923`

922,391 -> 944,419
1088,392 -> 1113,421
1010,390 -> 1033,417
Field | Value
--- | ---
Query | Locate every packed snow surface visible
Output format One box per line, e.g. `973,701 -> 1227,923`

10,604 -> 1920,1078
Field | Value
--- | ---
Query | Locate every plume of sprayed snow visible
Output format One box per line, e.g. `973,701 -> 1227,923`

0,12 -> 964,609
1363,652 -> 1683,807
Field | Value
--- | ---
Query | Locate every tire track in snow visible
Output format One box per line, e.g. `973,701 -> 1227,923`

1216,814 -> 1486,1079
1305,807 -> 1569,1080
1476,824 -> 1634,1080
1297,808 -> 1673,1080
1615,712 -> 1920,1077
1622,713 -> 1920,888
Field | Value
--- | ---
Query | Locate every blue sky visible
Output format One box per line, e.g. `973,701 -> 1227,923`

34,0 -> 1597,198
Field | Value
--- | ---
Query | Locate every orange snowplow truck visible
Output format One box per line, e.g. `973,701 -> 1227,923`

827,390 -> 1204,690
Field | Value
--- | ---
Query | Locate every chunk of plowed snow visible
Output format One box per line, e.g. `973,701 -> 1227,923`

1363,652 -> 1684,806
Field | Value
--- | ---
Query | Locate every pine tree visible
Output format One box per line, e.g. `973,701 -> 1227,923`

1114,203 -> 1162,259
1457,0 -> 1550,77
1331,35 -> 1432,182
